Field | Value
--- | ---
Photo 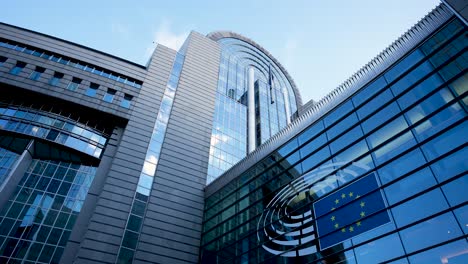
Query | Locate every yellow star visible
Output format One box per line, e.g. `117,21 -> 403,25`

356,221 -> 361,226
349,192 -> 353,197
341,193 -> 346,199
349,226 -> 354,232
331,207 -> 336,211
335,199 -> 340,204
360,201 -> 365,207
334,223 -> 339,229
355,195 -> 361,199
331,216 -> 335,221
341,228 -> 346,233
360,211 -> 366,217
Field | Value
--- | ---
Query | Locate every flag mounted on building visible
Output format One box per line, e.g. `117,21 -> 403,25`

313,172 -> 391,250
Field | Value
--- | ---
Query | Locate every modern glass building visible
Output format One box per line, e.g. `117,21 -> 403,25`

200,3 -> 468,264
206,32 -> 302,183
0,1 -> 466,264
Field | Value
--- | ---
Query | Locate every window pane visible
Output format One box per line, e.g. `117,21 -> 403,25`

392,189 -> 448,227
421,121 -> 467,161
441,176 -> 468,207
408,239 -> 468,263
355,233 -> 405,263
390,60 -> 433,96
378,148 -> 426,184
385,49 -> 425,83
399,213 -> 462,253
361,102 -> 401,134
352,76 -> 388,107
430,147 -> 468,182
384,168 -> 437,205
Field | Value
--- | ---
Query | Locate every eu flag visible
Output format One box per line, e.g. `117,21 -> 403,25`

313,172 -> 390,250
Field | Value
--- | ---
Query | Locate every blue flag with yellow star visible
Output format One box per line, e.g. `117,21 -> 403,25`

313,172 -> 390,250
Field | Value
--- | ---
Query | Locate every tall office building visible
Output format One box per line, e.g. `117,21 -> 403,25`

0,1 -> 467,264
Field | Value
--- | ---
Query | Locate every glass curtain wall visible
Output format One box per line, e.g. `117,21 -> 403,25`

207,38 -> 298,184
201,18 -> 467,264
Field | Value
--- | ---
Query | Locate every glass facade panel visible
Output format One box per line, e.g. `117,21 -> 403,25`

207,37 -> 299,183
201,18 -> 468,264
116,52 -> 185,263
9,61 -> 26,75
0,159 -> 96,263
29,66 -> 45,81
0,104 -> 107,158
103,89 -> 116,103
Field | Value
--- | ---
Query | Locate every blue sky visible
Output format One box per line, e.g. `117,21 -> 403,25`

2,0 -> 440,103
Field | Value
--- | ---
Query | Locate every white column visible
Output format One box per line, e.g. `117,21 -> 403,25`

283,88 -> 291,125
248,67 -> 256,153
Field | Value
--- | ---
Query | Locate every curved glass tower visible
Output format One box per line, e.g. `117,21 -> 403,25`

206,32 -> 303,183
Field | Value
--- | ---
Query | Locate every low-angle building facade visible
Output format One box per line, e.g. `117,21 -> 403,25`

0,1 -> 466,263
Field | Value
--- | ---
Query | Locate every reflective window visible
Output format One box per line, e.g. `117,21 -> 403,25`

355,233 -> 405,263
405,87 -> 454,121
399,213 -> 462,253
29,66 -> 45,81
392,189 -> 448,227
412,100 -> 464,142
367,116 -> 409,149
408,239 -> 468,263
326,112 -> 358,140
441,176 -> 468,207
301,146 -> 331,172
385,49 -> 425,83
384,168 -> 437,205
391,61 -> 434,96
85,83 -> 99,97
421,121 -> 467,161
0,146 -> 20,187
0,160 -> 96,263
120,94 -> 133,109
430,147 -> 468,182
397,73 -> 444,110
324,100 -> 354,127
453,206 -> 468,235
116,52 -> 185,263
330,126 -> 363,156
352,76 -> 388,107
201,17 -> 468,263
357,89 -> 394,120
298,121 -> 324,145
103,88 -> 116,103
449,72 -> 468,105
66,77 -> 81,91
300,133 -> 327,158
9,61 -> 26,75
0,105 -> 107,158
0,39 -> 143,89
361,102 -> 401,134
49,72 -> 64,86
